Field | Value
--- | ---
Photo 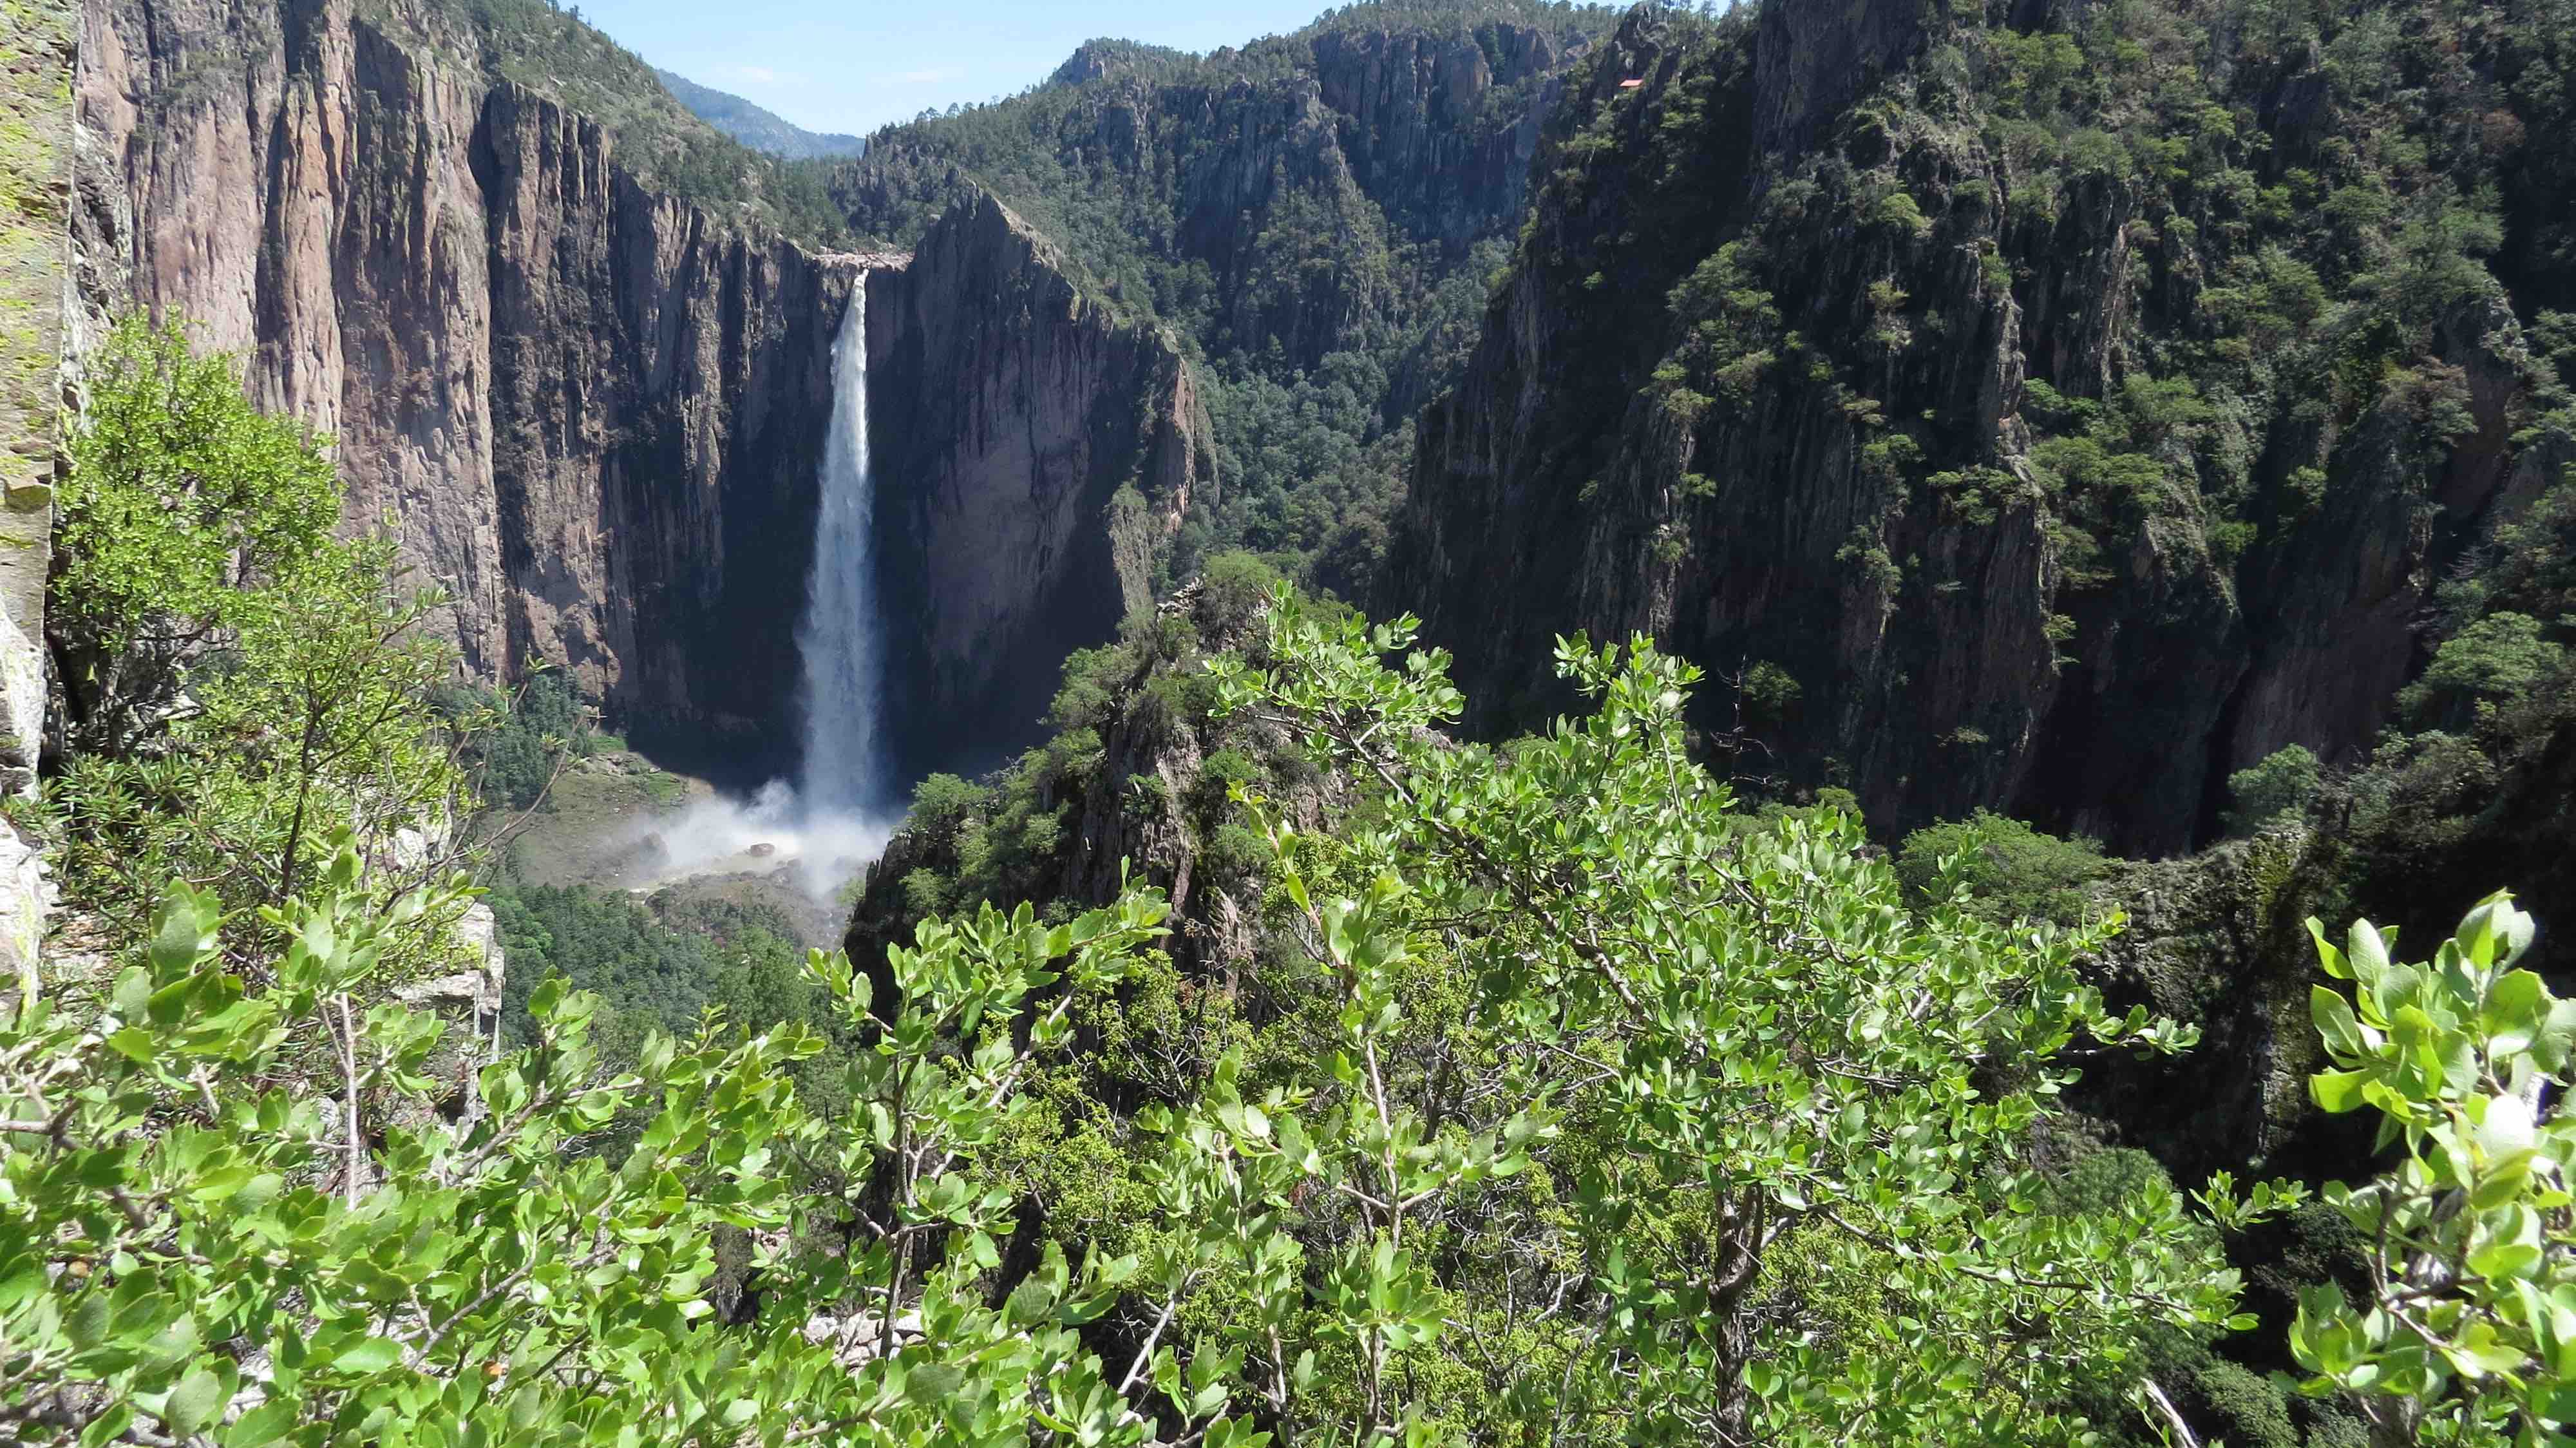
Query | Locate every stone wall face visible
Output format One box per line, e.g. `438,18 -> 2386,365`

78,0 -> 851,758
0,0 -> 76,997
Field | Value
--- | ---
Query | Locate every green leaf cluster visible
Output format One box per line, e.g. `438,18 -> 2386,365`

2284,892 -> 2576,1443
33,319 -> 480,962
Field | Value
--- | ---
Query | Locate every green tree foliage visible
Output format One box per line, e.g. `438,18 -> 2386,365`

2227,745 -> 2325,839
447,670 -> 595,814
488,884 -> 735,1050
1893,808 -> 2107,926
0,843 -> 1229,1448
1734,658 -> 1803,725
7,581 -> 2286,1447
2287,891 -> 2576,1443
484,882 -> 856,1135
1197,594 -> 2242,1443
2398,614 -> 2568,732
50,320 -> 341,756
34,321 -> 478,957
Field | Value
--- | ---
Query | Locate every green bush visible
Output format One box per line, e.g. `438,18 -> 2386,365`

900,866 -> 953,919
2396,611 -> 2566,730
1737,660 -> 1803,726
2225,744 -> 2324,837
1894,808 -> 2107,925
1194,551 -> 1284,643
1191,748 -> 1261,821
2179,1360 -> 2299,1448
907,772 -> 990,848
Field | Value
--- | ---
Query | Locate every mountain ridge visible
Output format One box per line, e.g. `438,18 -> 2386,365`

652,66 -> 865,159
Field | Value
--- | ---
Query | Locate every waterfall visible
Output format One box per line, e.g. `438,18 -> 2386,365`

794,280 -> 886,820
583,279 -> 890,907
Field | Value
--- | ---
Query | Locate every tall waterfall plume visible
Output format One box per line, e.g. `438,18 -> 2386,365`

542,278 -> 895,909
795,280 -> 887,821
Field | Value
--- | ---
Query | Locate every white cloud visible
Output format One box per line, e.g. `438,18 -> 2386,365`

892,67 -> 964,84
720,64 -> 788,86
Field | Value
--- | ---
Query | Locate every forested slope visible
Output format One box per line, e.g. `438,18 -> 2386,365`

824,0 -> 1618,595
1392,0 -> 2576,865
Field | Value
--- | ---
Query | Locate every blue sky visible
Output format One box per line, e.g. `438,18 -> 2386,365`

578,0 -> 1340,137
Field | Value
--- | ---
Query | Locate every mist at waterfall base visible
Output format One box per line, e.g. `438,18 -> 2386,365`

650,282 -> 897,904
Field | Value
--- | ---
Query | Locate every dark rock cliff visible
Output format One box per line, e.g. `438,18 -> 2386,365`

76,0 -> 851,758
865,194 -> 1213,782
1391,0 -> 2570,859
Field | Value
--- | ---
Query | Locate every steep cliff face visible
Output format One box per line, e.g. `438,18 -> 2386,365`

1394,0 -> 2571,857
866,195 -> 1213,781
0,0 -> 74,993
76,0 -> 851,756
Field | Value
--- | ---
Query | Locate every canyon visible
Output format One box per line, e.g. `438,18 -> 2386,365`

10,1 -> 2576,1438
44,0 -> 2576,956
70,0 -> 1202,781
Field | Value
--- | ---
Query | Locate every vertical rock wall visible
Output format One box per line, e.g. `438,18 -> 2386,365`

866,194 -> 1213,781
0,0 -> 74,993
76,0 -> 851,759
75,0 -> 1218,782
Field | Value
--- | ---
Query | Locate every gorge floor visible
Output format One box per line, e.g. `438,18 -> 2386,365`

500,752 -> 864,948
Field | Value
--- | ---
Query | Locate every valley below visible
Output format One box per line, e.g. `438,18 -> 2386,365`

495,752 -> 865,948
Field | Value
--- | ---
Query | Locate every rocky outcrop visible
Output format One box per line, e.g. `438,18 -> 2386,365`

392,899 -> 506,1122
865,194 -> 1212,780
0,0 -> 75,996
77,0 -> 851,757
842,581 -> 1317,993
1391,0 -> 2554,858
1748,0 -> 1927,159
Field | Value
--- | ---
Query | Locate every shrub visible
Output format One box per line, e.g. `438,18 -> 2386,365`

902,866 -> 953,918
1191,747 -> 1260,821
1193,550 -> 1283,643
909,771 -> 990,848
2276,893 -> 2576,1440
1894,808 -> 2106,925
1737,660 -> 1803,725
2397,611 -> 2566,730
2224,744 -> 2323,837
1870,189 -> 1933,238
